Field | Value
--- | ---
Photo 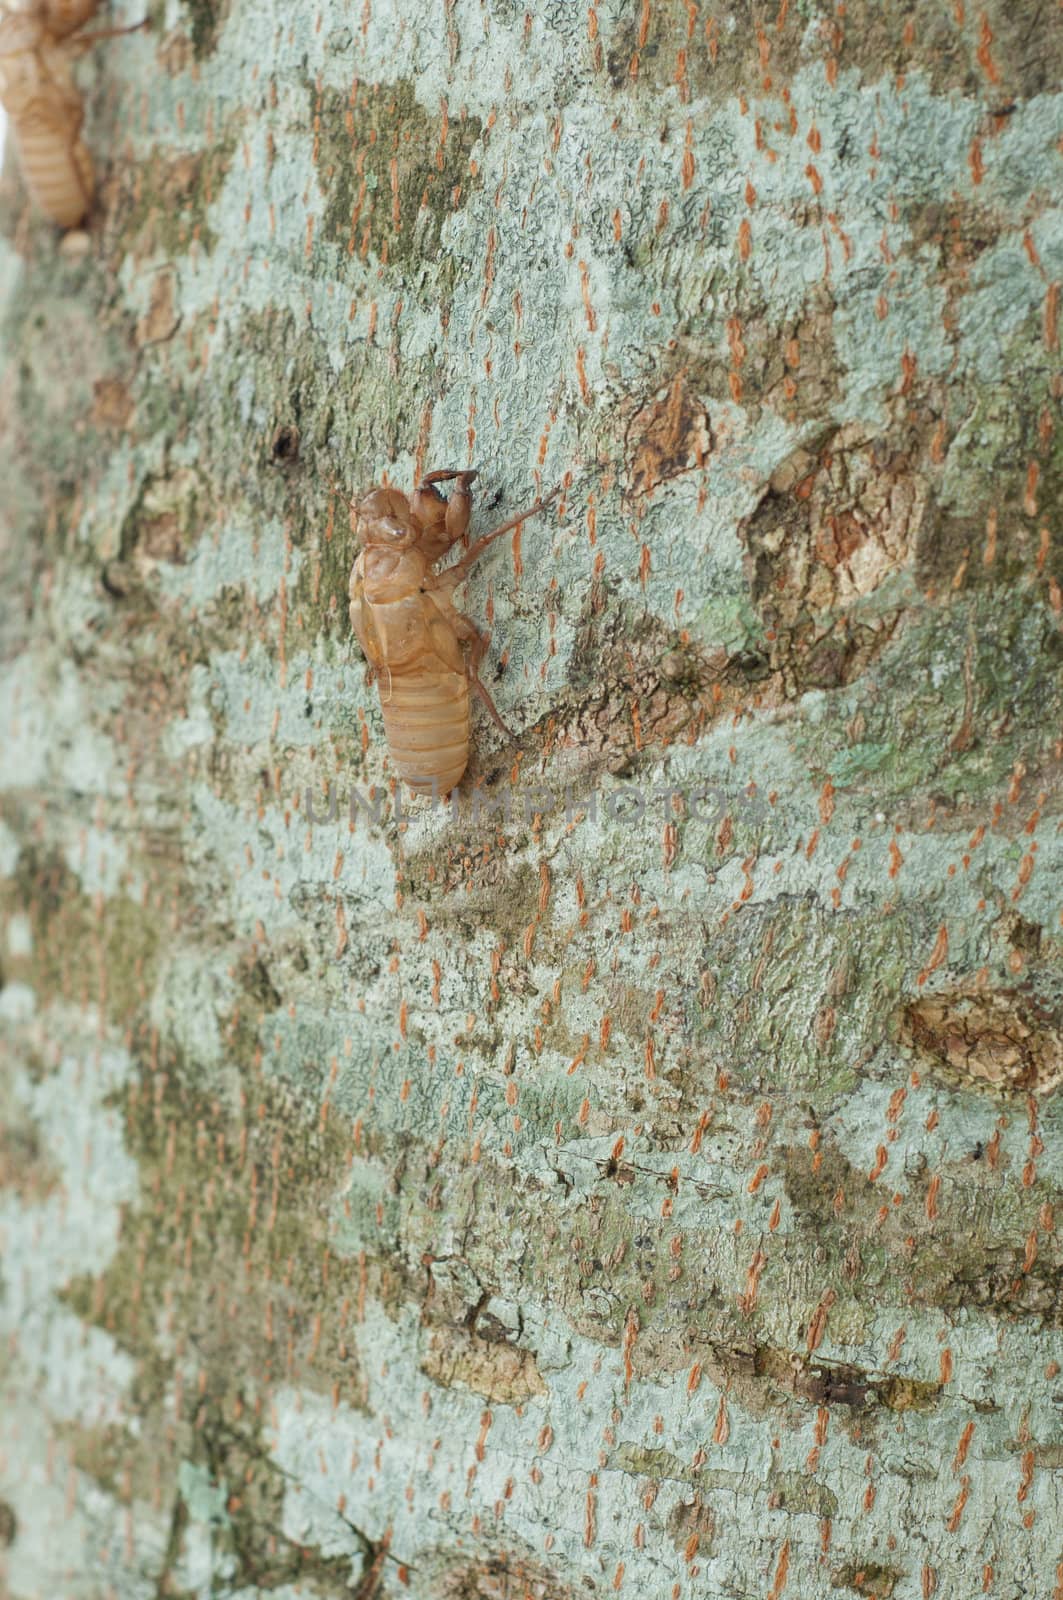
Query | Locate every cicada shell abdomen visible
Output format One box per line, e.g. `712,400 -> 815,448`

11,98 -> 92,226
380,667 -> 471,796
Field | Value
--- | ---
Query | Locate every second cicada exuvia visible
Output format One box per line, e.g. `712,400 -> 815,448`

0,0 -> 144,229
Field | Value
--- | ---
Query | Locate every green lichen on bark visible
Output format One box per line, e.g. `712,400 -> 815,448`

312,75 -> 483,269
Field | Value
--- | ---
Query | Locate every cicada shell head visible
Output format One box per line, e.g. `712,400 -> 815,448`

351,485 -> 419,550
43,0 -> 101,39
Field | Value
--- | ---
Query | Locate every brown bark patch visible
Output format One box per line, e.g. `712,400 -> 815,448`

121,467 -> 206,568
523,606 -> 777,799
91,377 -> 134,431
741,420 -> 930,692
667,1495 -> 716,1558
832,1562 -> 903,1598
900,988 -> 1063,1096
136,269 -> 180,348
420,1324 -> 547,1403
0,1119 -> 60,1203
626,373 -> 712,497
605,0 -> 1063,102
677,286 -> 842,425
681,1341 -> 943,1422
441,1554 -> 574,1599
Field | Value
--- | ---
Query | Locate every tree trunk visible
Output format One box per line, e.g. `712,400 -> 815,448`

1,3 -> 1062,1597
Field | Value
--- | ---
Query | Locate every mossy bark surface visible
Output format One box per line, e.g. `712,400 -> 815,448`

1,3 -> 1062,1597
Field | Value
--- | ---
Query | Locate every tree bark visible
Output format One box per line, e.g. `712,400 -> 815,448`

1,2 -> 1062,1598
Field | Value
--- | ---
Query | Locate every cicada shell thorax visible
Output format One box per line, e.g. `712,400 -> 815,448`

352,533 -> 432,674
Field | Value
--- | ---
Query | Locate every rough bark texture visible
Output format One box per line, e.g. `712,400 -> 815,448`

1,2 -> 1062,1597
